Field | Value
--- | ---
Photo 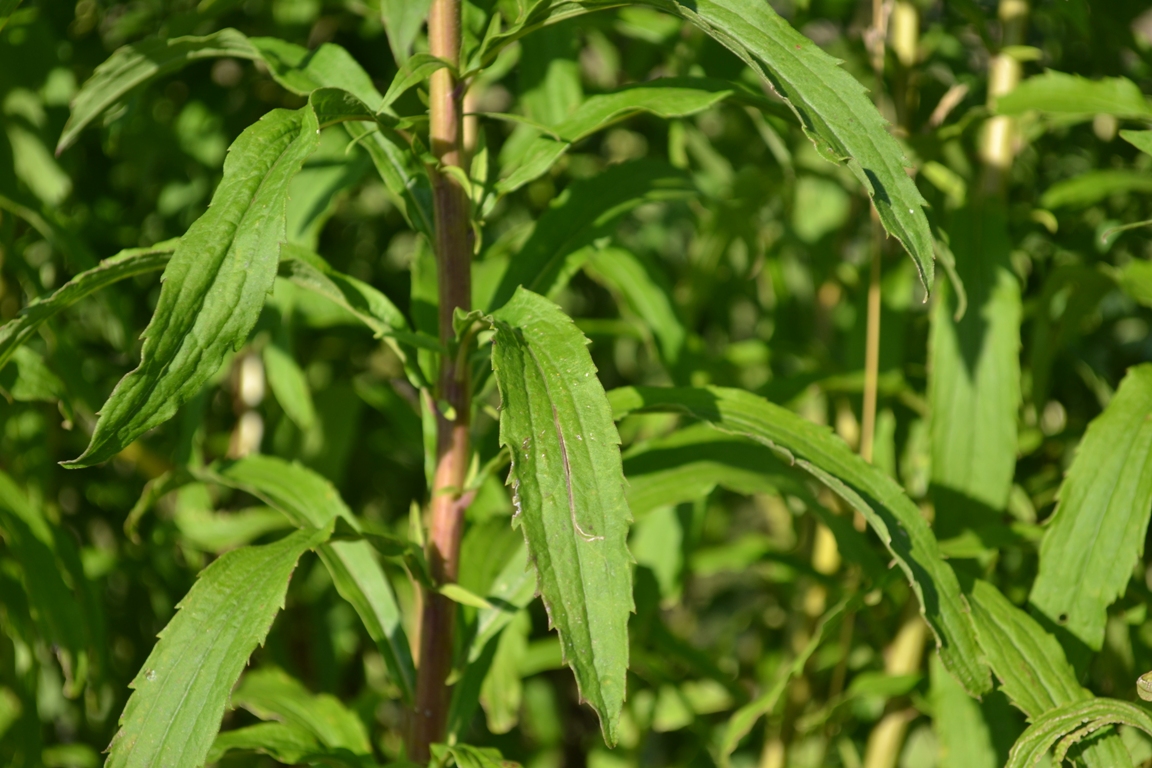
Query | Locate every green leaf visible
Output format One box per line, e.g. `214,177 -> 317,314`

56,30 -> 262,153
230,667 -> 372,756
477,0 -> 937,288
497,78 -> 735,194
249,37 -> 383,106
263,341 -> 316,430
0,240 -> 175,373
490,288 -> 634,744
609,385 -> 991,696
1115,259 -> 1152,308
1005,699 -> 1152,768
716,597 -> 852,767
66,108 -> 319,468
966,579 -> 1130,767
209,722 -> 344,766
380,53 -> 453,111
583,247 -> 685,366
996,71 -> 1152,118
1030,364 -> 1152,652
1040,170 -> 1152,209
480,610 -> 530,734
278,242 -> 433,388
0,470 -> 89,692
928,204 -> 1021,536
193,456 -> 416,703
488,160 -> 694,310
175,504 -> 293,553
381,0 -> 433,64
344,121 -> 436,238
105,525 -> 331,768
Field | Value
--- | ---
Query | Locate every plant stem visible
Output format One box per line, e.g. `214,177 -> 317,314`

412,0 -> 472,760
980,0 -> 1029,196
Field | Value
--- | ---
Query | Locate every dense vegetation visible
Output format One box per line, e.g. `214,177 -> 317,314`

5,0 -> 1152,766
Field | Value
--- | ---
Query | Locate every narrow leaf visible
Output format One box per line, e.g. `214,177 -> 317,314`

381,0 -> 433,64
967,579 -> 1130,767
1121,129 -> 1152,157
106,525 -> 331,768
930,654 -> 998,768
209,722 -> 340,766
1041,170 -> 1152,209
380,53 -> 452,111
928,204 -> 1021,536
66,108 -> 319,467
0,0 -> 22,32
1030,364 -> 1152,652
0,241 -> 175,373
490,288 -> 633,744
583,247 -> 685,366
57,29 -> 261,153
194,455 -> 416,703
609,385 -> 991,696
1006,699 -> 1152,768
477,0 -> 936,287
489,159 -> 694,310
263,341 -> 317,430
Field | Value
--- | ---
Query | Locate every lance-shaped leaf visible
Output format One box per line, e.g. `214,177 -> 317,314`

208,722 -> 365,767
497,78 -> 736,194
56,29 -> 262,153
966,580 -> 1130,767
488,160 -> 694,310
193,456 -> 416,703
1005,699 -> 1152,768
609,385 -> 990,696
0,0 -> 21,32
1030,364 -> 1152,653
475,0 -> 935,287
930,654 -> 999,768
0,240 -> 175,373
490,288 -> 633,744
106,525 -> 330,768
928,204 -> 1021,537
66,108 -> 319,467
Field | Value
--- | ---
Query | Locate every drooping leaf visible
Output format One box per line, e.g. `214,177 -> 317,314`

249,38 -> 383,106
105,525 -> 331,768
380,52 -> 452,111
209,722 -> 364,767
609,385 -> 991,696
488,159 -> 694,310
192,455 -> 416,703
278,242 -> 434,388
1030,364 -> 1152,652
497,78 -> 735,194
475,0 -> 937,287
263,341 -> 316,430
1005,699 -> 1152,768
996,71 -> 1152,118
56,29 -> 262,153
966,579 -> 1130,767
0,470 -> 89,691
66,108 -> 319,467
1121,129 -> 1152,157
490,288 -> 633,744
928,204 -> 1021,537
0,240 -> 175,373
230,667 -> 372,756
1040,170 -> 1152,209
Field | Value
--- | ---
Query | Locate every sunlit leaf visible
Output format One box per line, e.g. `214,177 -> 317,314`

106,525 -> 331,768
490,288 -> 633,744
1005,699 -> 1152,768
996,71 -> 1152,118
1030,364 -> 1152,652
66,108 -> 319,467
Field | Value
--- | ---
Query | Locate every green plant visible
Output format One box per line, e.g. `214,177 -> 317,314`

5,0 -> 1152,766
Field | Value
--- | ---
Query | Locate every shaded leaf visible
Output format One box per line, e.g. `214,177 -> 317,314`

583,247 -> 685,366
263,341 -> 316,430
609,385 -> 991,696
490,288 -> 633,744
105,525 -> 331,768
66,108 -> 319,467
0,240 -> 175,373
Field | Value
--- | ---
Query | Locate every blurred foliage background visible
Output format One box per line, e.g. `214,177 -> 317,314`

5,0 -> 1152,766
